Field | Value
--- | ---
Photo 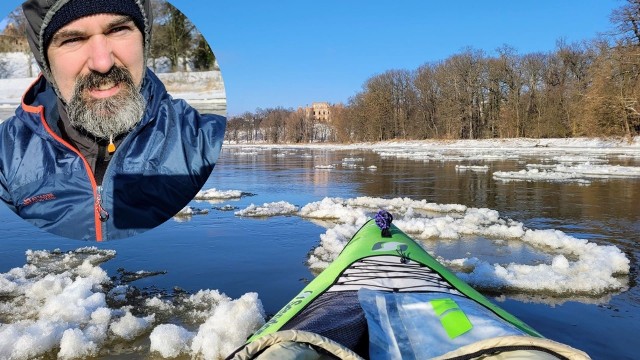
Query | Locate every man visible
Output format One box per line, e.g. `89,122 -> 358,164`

0,0 -> 226,240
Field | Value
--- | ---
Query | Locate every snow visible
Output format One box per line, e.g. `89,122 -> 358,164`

494,163 -> 640,183
0,248 -> 265,360
456,165 -> 489,172
235,201 -> 299,217
149,324 -> 194,358
109,310 -> 155,340
493,168 -> 591,184
174,206 -> 210,217
0,76 -> 35,105
189,292 -> 265,359
0,52 -> 39,79
58,328 -> 99,359
224,137 -> 640,154
195,188 -> 244,200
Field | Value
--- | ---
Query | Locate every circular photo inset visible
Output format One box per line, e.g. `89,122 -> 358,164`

0,0 -> 227,240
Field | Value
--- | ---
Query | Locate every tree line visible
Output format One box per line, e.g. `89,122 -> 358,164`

225,107 -> 336,144
227,0 -> 640,143
0,0 -> 216,75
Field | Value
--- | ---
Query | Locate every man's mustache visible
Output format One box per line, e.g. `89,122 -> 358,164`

75,66 -> 135,93
66,65 -> 145,139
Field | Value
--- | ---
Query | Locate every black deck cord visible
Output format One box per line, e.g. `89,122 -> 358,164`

375,210 -> 393,237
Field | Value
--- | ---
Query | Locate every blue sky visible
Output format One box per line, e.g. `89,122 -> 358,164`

0,1 -> 622,116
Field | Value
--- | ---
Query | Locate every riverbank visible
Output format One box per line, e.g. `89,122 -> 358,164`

224,136 -> 640,152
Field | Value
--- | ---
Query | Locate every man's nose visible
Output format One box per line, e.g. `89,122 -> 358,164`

87,35 -> 115,73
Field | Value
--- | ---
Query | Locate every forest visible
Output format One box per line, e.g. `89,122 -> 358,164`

226,0 -> 640,143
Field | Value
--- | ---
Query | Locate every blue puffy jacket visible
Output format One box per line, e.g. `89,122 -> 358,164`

0,68 -> 226,240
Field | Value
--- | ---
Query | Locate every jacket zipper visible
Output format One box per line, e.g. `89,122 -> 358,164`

96,186 -> 110,221
28,103 -> 105,241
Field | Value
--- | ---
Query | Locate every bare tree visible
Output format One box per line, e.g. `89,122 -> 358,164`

414,63 -> 441,138
362,73 -> 395,140
483,58 -> 503,138
2,8 -> 35,77
226,115 -> 246,143
434,49 -> 484,139
345,92 -> 374,142
281,107 -> 317,143
495,46 -> 524,137
521,53 -> 546,137
610,0 -> 640,46
585,40 -> 640,137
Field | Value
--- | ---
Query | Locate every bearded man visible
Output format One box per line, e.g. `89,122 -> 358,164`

0,0 -> 226,240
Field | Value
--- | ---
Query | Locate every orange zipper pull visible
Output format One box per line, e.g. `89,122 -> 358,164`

107,135 -> 116,154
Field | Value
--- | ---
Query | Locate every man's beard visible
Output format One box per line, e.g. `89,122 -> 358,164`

66,66 -> 146,139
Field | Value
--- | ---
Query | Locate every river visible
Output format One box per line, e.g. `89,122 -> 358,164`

0,142 -> 638,359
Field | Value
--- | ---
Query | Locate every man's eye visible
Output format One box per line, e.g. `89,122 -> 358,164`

60,37 -> 82,46
108,26 -> 131,34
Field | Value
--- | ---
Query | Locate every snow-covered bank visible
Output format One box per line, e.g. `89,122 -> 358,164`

0,77 -> 34,105
225,137 -> 640,154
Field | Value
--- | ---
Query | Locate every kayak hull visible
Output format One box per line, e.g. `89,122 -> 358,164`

231,218 -> 590,360
249,219 -> 539,342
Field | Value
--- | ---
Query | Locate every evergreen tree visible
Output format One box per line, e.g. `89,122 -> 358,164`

193,34 -> 215,71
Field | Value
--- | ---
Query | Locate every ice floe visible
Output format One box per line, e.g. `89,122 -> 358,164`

235,201 -> 299,217
494,163 -> 640,183
234,196 -> 630,296
456,165 -> 490,172
195,188 -> 248,200
175,206 -> 210,217
0,248 -> 265,360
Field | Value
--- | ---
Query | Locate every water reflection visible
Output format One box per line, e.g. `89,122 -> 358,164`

223,146 -> 639,246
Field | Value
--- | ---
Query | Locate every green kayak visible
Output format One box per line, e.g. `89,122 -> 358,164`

228,212 -> 590,360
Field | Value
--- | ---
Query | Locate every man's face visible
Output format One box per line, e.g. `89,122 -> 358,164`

47,13 -> 146,138
47,13 -> 145,103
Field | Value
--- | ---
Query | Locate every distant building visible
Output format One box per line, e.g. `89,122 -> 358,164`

300,102 -> 331,122
311,102 -> 330,121
0,24 -> 29,52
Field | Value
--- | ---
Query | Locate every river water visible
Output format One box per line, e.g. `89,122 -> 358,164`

0,143 -> 638,359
